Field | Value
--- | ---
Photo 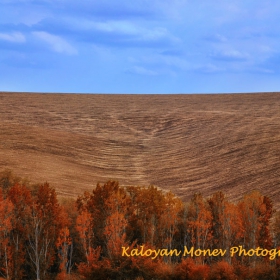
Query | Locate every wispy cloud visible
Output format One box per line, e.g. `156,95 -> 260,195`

0,32 -> 25,43
211,49 -> 249,61
33,17 -> 180,49
194,63 -> 225,74
126,65 -> 158,76
204,33 -> 227,43
32,31 -> 77,55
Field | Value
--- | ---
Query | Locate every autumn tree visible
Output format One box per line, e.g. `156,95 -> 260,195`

208,192 -> 243,262
7,183 -> 33,279
157,191 -> 183,260
209,261 -> 236,280
76,181 -> 129,252
57,197 -> 79,275
239,192 -> 273,247
26,182 -> 68,280
208,192 -> 226,249
258,195 -> 273,249
76,209 -> 95,265
0,189 -> 14,279
56,226 -> 72,279
175,257 -> 209,280
126,186 -> 167,247
186,193 -> 212,263
104,189 -> 129,260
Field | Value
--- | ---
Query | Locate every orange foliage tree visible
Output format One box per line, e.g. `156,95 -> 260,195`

186,193 -> 213,263
208,192 -> 243,263
56,205 -> 72,278
209,260 -> 236,280
175,257 -> 209,280
239,191 -> 273,265
76,209 -> 94,265
7,183 -> 33,280
0,189 -> 14,279
104,189 -> 129,260
26,183 -> 68,280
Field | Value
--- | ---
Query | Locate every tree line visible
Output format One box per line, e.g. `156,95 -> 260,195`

0,169 -> 280,279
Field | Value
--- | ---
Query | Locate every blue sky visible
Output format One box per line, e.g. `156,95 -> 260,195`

1,0 -> 280,93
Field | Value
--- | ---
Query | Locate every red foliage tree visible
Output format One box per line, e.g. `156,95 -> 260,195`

175,258 -> 209,280
26,183 -> 68,280
209,261 -> 236,280
0,189 -> 14,279
8,183 -> 33,279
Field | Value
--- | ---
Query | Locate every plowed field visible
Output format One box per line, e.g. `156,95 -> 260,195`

0,92 -> 279,207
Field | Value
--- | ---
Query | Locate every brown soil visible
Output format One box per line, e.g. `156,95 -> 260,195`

0,92 -> 279,208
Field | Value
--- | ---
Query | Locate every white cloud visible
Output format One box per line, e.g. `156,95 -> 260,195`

90,20 -> 139,34
138,53 -> 189,71
32,31 -> 77,55
211,49 -> 249,61
60,17 -> 180,48
205,33 -> 228,43
253,67 -> 274,74
0,32 -> 26,43
73,18 -> 178,41
20,12 -> 49,26
194,63 -> 225,73
127,66 -> 158,76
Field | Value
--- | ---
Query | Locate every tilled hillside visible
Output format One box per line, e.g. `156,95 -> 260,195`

0,92 -> 279,208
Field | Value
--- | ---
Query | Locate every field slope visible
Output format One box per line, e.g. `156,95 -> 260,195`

0,92 -> 279,207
